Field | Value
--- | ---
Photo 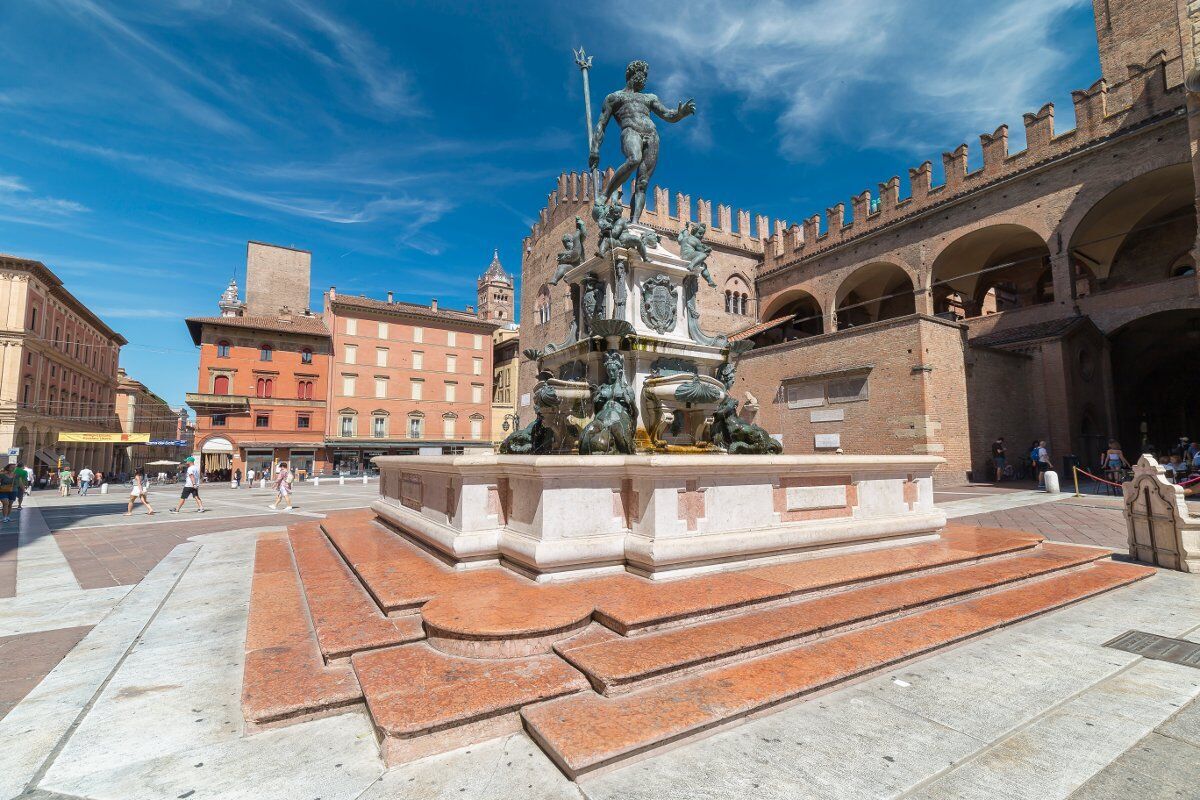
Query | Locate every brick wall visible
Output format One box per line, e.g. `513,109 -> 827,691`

245,242 -> 312,318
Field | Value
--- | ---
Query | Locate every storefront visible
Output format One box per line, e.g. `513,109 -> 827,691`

244,448 -> 274,480
200,435 -> 234,477
289,449 -> 316,479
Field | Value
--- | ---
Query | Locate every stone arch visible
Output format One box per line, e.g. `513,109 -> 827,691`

1064,163 -> 1196,292
753,288 -> 825,346
723,273 -> 753,317
833,262 -> 916,329
930,223 -> 1053,319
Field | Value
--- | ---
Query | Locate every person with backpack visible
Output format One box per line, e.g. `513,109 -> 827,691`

0,464 -> 18,524
270,461 -> 293,512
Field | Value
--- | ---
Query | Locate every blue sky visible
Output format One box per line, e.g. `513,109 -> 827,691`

0,0 -> 1102,409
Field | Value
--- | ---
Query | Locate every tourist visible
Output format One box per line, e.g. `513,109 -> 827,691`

270,461 -> 293,512
246,467 -> 255,489
124,467 -> 156,516
991,437 -> 1007,482
233,467 -> 242,489
170,456 -> 206,513
59,467 -> 73,497
77,465 -> 94,496
14,461 -> 29,509
1035,440 -> 1051,486
0,464 -> 16,524
1029,440 -> 1042,482
1100,440 -> 1130,483
1166,453 -> 1188,482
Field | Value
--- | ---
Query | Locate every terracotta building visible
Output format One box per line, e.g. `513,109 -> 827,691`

0,254 -> 126,476
321,284 -> 498,471
186,243 -> 332,479
518,1 -> 1200,484
115,368 -> 189,473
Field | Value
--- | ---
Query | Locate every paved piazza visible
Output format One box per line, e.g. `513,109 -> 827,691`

0,481 -> 1194,799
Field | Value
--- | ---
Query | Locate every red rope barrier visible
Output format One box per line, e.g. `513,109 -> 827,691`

1073,467 -> 1124,488
1179,474 -> 1200,487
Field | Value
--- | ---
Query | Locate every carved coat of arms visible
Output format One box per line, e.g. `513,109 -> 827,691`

640,275 -> 678,334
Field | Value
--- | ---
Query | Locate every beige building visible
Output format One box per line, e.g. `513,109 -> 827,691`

0,254 -> 126,475
115,368 -> 188,474
491,325 -> 520,444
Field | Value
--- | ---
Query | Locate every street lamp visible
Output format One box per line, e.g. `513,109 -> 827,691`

501,413 -> 520,432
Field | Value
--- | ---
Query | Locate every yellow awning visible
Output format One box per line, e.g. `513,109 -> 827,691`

57,432 -> 150,444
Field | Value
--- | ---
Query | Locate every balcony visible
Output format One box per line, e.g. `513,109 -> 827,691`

184,392 -> 251,412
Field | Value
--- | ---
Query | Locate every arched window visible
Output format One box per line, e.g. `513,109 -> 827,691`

301,347 -> 313,364
256,378 -> 273,398
217,341 -> 230,358
259,344 -> 273,362
724,276 -> 752,316
297,380 -> 313,399
213,375 -> 230,395
535,285 -> 551,325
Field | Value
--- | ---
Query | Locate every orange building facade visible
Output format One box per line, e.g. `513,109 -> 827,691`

321,289 -> 498,472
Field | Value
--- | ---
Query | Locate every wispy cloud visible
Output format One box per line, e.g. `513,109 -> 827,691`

0,174 -> 89,225
610,0 -> 1091,160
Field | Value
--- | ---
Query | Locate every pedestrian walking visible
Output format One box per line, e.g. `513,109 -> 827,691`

270,461 -> 293,512
170,456 -> 206,513
234,467 -> 242,489
246,467 -> 255,489
14,461 -> 29,509
1036,440 -> 1051,487
77,466 -> 94,496
59,468 -> 74,497
0,464 -> 17,524
124,467 -> 155,516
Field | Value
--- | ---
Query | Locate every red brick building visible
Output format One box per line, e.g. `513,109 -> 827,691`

518,1 -> 1200,484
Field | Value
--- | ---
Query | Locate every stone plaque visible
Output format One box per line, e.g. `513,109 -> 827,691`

810,409 -> 844,423
814,433 -> 841,449
400,472 -> 423,511
785,484 -> 847,510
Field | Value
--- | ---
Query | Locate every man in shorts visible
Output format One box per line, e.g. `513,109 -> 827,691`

171,456 -> 206,513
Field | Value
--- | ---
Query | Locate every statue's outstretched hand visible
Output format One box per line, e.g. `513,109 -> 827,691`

678,99 -> 696,117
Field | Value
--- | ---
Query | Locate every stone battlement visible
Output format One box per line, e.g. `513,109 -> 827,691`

760,52 -> 1186,276
523,169 -> 785,257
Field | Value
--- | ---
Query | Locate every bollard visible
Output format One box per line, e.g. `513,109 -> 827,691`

259,477 -> 266,489
100,483 -> 109,495
313,476 -> 320,487
362,475 -> 368,485
339,475 -> 345,486
1043,470 -> 1060,494
1072,467 -> 1081,497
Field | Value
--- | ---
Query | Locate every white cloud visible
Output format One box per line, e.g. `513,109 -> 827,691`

609,0 -> 1092,160
0,174 -> 89,222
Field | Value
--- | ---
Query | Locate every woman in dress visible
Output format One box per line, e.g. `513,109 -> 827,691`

124,467 -> 155,516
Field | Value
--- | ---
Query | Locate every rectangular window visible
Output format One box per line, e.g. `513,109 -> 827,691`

344,344 -> 357,364
373,416 -> 386,437
217,342 -> 230,358
470,417 -> 482,440
448,331 -> 460,347
378,321 -> 388,339
345,318 -> 357,335
446,354 -> 457,373
411,379 -> 423,400
409,417 -> 423,438
29,306 -> 37,331
376,347 -> 388,367
375,377 -> 387,399
827,376 -> 869,403
255,414 -> 270,428
342,375 -> 355,396
785,383 -> 825,409
212,414 -> 226,427
443,417 -> 455,438
445,382 -> 456,402
473,334 -> 483,350
296,414 -> 310,429
413,326 -> 423,343
472,357 -> 482,376
340,415 -> 355,437
471,384 -> 483,404
412,351 -> 424,370
260,345 -> 272,361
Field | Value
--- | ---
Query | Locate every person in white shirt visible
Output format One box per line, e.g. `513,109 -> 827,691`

270,461 -> 293,512
171,456 -> 206,513
246,467 -> 255,489
77,466 -> 95,496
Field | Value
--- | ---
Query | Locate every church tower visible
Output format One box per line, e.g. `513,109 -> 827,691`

477,249 -> 515,324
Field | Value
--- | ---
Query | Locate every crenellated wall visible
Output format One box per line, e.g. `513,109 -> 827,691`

760,53 -> 1187,277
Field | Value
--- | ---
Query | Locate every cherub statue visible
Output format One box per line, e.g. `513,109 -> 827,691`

549,216 -> 586,285
677,222 -> 717,288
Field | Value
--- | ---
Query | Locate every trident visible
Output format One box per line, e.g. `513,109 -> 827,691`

574,46 -> 601,202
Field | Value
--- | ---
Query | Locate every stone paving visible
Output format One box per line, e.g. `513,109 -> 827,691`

0,480 -> 1195,798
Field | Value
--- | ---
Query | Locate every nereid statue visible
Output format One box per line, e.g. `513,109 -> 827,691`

579,351 -> 638,454
589,60 -> 696,223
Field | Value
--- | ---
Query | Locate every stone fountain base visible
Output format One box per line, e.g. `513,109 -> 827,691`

372,454 -> 946,580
